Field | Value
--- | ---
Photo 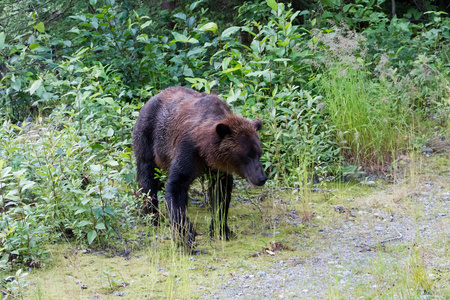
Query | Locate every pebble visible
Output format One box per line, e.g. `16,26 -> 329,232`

423,148 -> 433,155
374,226 -> 384,233
258,271 -> 266,277
361,181 -> 376,186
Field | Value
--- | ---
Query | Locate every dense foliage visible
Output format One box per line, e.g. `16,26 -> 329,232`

0,0 -> 448,295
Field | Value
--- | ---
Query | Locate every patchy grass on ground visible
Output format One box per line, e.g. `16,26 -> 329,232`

24,153 -> 449,299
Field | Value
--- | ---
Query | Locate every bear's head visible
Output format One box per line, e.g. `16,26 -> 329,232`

215,116 -> 267,186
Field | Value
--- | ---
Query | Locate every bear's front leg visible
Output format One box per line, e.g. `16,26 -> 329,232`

209,173 -> 234,240
165,149 -> 199,247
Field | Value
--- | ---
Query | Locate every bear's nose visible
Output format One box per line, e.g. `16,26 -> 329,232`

257,175 -> 268,186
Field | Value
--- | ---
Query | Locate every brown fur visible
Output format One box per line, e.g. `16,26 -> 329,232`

133,86 -> 267,246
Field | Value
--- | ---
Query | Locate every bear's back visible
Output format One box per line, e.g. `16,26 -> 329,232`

158,86 -> 231,122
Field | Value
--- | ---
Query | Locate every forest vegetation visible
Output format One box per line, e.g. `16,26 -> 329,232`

0,0 -> 449,298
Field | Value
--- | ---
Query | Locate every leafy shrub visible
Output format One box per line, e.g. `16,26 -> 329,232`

255,87 -> 339,186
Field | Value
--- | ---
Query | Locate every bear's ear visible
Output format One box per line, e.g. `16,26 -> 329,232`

253,119 -> 262,131
216,123 -> 232,139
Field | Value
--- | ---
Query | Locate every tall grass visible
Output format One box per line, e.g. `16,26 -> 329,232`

320,65 -> 411,171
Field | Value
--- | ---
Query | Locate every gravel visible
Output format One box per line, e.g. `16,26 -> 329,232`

199,162 -> 450,299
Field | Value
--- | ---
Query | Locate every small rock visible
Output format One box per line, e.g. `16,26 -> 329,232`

258,271 -> 266,277
81,284 -> 88,289
361,181 -> 376,186
374,226 -> 384,233
332,205 -> 345,213
423,148 -> 433,155
112,291 -> 125,296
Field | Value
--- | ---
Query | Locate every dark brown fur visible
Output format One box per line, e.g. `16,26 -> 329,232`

133,86 -> 267,246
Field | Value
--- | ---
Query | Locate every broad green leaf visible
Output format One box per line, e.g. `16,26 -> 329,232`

33,22 -> 45,33
11,78 -> 21,91
222,65 -> 242,74
1,166 -> 12,177
77,220 -> 90,227
106,160 -> 119,166
189,0 -> 202,10
90,0 -> 97,5
28,79 -> 42,95
277,40 -> 290,47
22,181 -> 35,191
266,0 -> 278,11
107,128 -> 114,137
90,164 -> 101,172
187,37 -> 199,44
222,57 -> 231,70
343,4 -> 351,12
173,13 -> 186,21
87,230 -> 97,244
183,67 -> 194,77
95,223 -> 106,230
0,32 -> 5,51
187,47 -> 203,57
90,18 -> 99,30
29,43 -> 40,50
141,20 -> 152,29
172,32 -> 189,42
221,26 -> 240,38
90,144 -> 104,150
199,22 -> 218,33
75,208 -> 87,215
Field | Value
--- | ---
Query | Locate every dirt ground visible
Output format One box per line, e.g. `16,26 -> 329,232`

24,152 -> 449,299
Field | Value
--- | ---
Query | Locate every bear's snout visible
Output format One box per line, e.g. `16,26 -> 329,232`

244,162 -> 267,187
256,174 -> 268,186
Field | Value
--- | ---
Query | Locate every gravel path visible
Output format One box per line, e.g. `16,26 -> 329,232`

200,156 -> 450,299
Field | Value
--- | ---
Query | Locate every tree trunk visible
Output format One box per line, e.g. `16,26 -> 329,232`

391,0 -> 395,17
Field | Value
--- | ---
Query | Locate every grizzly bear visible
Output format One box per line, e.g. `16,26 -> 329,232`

133,86 -> 267,246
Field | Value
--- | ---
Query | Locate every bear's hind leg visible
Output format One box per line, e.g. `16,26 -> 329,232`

137,157 -> 161,225
209,173 -> 234,240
